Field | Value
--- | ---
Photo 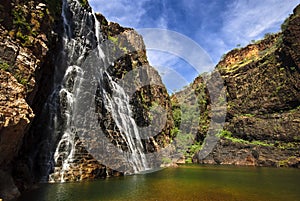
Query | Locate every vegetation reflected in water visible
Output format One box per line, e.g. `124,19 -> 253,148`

18,165 -> 300,201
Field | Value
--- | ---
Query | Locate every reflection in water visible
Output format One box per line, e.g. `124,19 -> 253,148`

19,165 -> 300,201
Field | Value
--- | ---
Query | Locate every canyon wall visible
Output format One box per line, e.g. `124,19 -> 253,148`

0,1 -> 299,200
0,0 -> 61,199
173,5 -> 300,168
0,0 -> 173,200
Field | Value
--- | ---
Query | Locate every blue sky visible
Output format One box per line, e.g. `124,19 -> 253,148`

89,0 -> 299,92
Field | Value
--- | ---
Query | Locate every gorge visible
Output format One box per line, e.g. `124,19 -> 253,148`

0,0 -> 299,200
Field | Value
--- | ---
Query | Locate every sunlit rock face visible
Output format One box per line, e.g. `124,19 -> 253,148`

0,0 -> 60,200
174,5 -> 300,168
0,0 -> 173,199
20,0 -> 173,184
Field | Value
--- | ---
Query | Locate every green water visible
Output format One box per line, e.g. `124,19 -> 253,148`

18,165 -> 300,201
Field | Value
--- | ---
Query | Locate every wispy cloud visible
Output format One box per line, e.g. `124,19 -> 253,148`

148,52 -> 190,93
139,28 -> 214,90
89,0 -> 170,28
221,0 -> 299,45
191,0 -> 298,62
89,0 -> 150,27
89,0 -> 298,90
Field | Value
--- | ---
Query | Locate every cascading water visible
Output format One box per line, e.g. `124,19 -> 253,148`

104,73 -> 148,172
43,0 -> 149,182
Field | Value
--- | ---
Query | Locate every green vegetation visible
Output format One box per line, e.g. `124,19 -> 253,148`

293,136 -> 300,141
120,46 -> 128,54
170,127 -> 179,138
0,59 -> 10,71
180,104 -> 199,124
148,101 -> 161,121
108,35 -> 129,54
0,59 -> 28,85
78,0 -> 89,8
173,129 -> 192,147
251,140 -> 272,147
281,14 -> 292,31
278,156 -> 296,167
275,85 -> 282,94
140,90 -> 147,102
217,130 -> 273,147
170,83 -> 211,164
220,32 -> 282,75
173,130 -> 193,152
11,5 -> 38,46
108,35 -> 119,45
45,0 -> 62,20
290,105 -> 300,113
185,142 -> 202,163
10,1 -> 59,47
14,71 -> 28,85
243,113 -> 255,117
276,142 -> 298,150
167,11 -> 299,167
263,33 -> 272,39
161,157 -> 172,164
217,130 -> 232,138
171,128 -> 201,163
172,107 -> 182,128
195,84 -> 208,106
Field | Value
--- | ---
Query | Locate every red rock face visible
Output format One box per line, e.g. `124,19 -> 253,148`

0,0 -> 174,196
0,70 -> 33,166
98,20 -> 174,152
0,0 -> 60,200
174,5 -> 300,168
0,1 -> 299,200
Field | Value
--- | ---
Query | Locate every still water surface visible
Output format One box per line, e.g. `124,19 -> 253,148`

18,165 -> 300,201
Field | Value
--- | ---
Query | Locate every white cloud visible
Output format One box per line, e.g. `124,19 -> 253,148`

156,65 -> 189,93
146,51 -> 190,92
89,0 -> 169,29
158,0 -> 168,29
194,31 -> 228,63
157,15 -> 168,29
222,0 -> 299,44
88,0 -> 299,91
147,50 -> 190,93
147,51 -> 179,69
89,0 -> 150,27
195,0 -> 298,64
138,28 -> 214,72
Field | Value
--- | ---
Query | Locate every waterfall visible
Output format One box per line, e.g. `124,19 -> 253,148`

104,73 -> 149,172
43,0 -> 149,182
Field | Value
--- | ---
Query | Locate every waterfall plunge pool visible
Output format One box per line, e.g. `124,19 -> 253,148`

18,165 -> 300,201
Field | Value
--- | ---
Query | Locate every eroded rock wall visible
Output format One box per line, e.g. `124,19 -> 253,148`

0,0 -> 61,199
0,0 -> 174,196
174,5 -> 300,168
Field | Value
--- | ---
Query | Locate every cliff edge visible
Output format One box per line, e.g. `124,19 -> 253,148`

173,5 -> 300,167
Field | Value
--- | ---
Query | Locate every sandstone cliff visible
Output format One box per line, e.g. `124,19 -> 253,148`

96,13 -> 174,154
0,0 -> 173,200
1,0 -> 299,200
173,5 -> 300,168
0,0 -> 61,199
